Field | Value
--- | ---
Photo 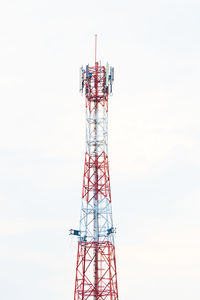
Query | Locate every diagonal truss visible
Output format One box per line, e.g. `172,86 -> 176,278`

74,242 -> 118,300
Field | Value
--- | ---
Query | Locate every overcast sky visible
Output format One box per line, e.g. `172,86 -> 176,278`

0,0 -> 200,299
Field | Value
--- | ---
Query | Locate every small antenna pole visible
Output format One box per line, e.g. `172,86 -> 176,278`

95,34 -> 97,64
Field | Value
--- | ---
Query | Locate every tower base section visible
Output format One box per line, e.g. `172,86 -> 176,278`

74,241 -> 118,300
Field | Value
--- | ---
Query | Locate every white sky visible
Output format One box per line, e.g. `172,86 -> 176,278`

0,0 -> 200,299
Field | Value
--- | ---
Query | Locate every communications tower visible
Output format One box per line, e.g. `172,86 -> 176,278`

70,36 -> 119,300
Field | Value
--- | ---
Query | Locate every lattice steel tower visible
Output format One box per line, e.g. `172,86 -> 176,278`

70,36 -> 119,300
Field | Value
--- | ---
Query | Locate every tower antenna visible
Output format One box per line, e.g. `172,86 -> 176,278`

71,38 -> 118,300
95,34 -> 97,64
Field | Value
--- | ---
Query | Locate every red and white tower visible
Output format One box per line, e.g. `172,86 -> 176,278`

70,36 -> 119,300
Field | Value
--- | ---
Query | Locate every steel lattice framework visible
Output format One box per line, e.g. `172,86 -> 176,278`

70,36 -> 119,300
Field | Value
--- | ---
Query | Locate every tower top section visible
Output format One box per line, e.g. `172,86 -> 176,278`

79,35 -> 114,101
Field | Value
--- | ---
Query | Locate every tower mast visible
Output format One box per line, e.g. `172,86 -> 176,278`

71,36 -> 118,300
94,34 -> 99,298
